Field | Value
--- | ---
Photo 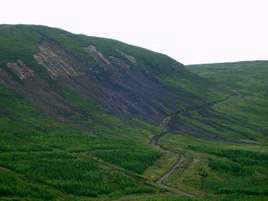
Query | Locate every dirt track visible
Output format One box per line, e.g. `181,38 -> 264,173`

156,155 -> 185,185
149,93 -> 238,196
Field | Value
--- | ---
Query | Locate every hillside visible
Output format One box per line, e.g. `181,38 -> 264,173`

0,24 -> 224,122
0,25 -> 267,201
188,61 -> 268,142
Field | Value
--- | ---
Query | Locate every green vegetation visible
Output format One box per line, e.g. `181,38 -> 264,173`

0,84 -> 160,200
0,25 -> 38,62
1,156 -> 155,197
0,25 -> 267,201
188,61 -> 268,142
93,149 -> 161,174
142,61 -> 268,201
158,134 -> 268,201
115,194 -> 204,201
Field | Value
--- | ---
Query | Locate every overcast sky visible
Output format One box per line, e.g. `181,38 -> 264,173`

1,0 -> 268,64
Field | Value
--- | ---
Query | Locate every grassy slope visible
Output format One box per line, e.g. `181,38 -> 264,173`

0,26 -> 195,200
0,25 -> 267,201
0,25 -> 195,200
0,84 -> 164,200
138,61 -> 268,201
105,62 -> 268,201
188,61 -> 268,142
156,61 -> 268,201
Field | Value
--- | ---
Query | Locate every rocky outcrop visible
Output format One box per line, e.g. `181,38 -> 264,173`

34,43 -> 82,78
84,45 -> 111,66
116,49 -> 137,64
6,60 -> 35,80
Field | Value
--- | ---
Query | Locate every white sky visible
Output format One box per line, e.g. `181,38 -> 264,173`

1,0 -> 268,64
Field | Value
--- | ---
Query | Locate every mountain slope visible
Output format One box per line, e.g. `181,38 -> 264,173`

0,24 -> 224,123
0,25 -> 267,201
187,61 -> 268,142
0,24 -> 224,201
141,61 -> 268,201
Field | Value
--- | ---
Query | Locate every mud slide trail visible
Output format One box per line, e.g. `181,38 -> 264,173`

156,155 -> 185,185
150,131 -> 193,197
149,116 -> 192,196
149,93 -> 238,196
